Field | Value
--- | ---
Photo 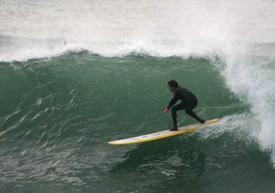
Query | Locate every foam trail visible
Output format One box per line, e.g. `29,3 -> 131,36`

199,113 -> 260,141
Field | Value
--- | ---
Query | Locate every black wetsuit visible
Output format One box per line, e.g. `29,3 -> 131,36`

167,87 -> 205,129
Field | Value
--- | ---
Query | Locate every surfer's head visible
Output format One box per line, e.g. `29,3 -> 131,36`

168,80 -> 179,92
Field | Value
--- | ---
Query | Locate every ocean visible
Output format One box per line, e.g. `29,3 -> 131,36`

1,0 -> 275,192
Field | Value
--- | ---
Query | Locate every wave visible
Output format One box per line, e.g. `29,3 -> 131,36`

1,0 -> 275,166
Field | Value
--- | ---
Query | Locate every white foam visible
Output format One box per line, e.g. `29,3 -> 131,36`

221,47 -> 275,165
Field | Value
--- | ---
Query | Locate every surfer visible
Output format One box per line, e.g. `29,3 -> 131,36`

162,80 -> 205,131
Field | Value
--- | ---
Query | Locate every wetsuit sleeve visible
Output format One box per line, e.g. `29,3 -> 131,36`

167,93 -> 178,109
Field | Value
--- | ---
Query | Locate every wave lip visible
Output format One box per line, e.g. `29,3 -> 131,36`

0,36 -> 224,62
0,35 -> 82,62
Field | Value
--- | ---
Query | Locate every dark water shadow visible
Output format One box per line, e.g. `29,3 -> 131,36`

111,135 -> 206,193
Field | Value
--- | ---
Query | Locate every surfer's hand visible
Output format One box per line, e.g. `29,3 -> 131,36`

162,106 -> 169,113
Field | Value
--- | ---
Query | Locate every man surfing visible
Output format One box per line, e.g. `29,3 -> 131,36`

162,80 -> 205,131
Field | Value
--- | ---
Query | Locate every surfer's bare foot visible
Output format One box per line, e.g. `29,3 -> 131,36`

170,126 -> 178,131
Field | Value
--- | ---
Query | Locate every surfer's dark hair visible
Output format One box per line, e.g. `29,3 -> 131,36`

168,80 -> 179,88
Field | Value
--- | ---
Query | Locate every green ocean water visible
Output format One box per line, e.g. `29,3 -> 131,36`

1,52 -> 275,193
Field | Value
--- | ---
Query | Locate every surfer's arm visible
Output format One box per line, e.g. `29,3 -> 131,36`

167,94 -> 178,109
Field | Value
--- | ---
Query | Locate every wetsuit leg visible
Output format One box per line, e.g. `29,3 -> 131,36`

171,103 -> 186,128
185,102 -> 205,123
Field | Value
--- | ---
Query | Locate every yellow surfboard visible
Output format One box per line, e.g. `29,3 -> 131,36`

108,118 -> 220,145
